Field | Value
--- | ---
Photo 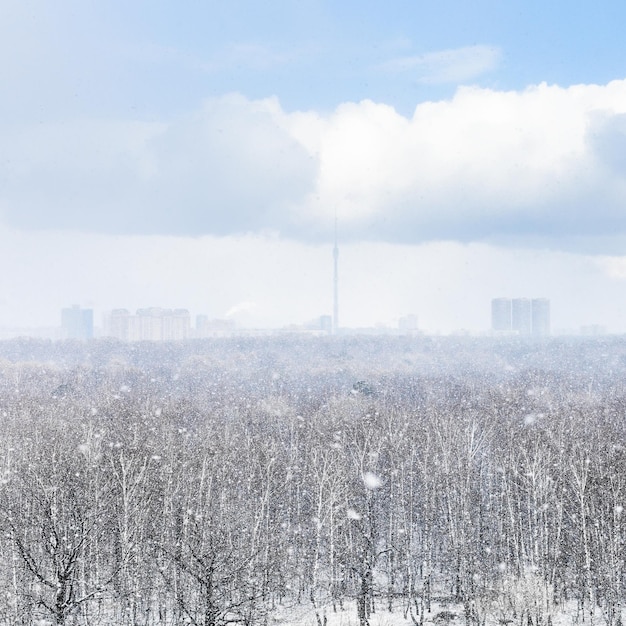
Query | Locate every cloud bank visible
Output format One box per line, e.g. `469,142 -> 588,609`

3,79 -> 626,252
0,95 -> 315,236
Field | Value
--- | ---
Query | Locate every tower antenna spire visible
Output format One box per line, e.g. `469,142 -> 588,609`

333,212 -> 339,334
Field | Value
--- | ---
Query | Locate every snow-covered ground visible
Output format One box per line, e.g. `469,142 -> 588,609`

273,601 -> 436,626
272,599 -> 621,626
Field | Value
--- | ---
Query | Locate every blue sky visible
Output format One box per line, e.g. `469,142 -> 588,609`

8,0 -> 626,119
8,3 -> 626,110
2,0 -> 626,333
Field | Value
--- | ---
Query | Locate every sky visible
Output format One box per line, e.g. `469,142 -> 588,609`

2,1 -> 626,334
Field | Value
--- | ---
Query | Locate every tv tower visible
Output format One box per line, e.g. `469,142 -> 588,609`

333,214 -> 339,334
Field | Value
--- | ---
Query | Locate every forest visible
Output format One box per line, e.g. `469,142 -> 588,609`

0,334 -> 625,626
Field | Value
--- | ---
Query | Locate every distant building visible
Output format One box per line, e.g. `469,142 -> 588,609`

195,315 -> 235,338
319,315 -> 333,333
531,298 -> 550,336
61,305 -> 93,340
512,298 -> 532,335
108,309 -> 132,341
491,298 -> 550,336
170,309 -> 192,340
137,308 -> 165,341
196,314 -> 209,333
398,314 -> 419,332
491,298 -> 512,332
104,308 -> 190,341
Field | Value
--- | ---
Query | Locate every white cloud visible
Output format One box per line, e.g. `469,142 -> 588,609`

0,94 -> 316,235
377,45 -> 501,84
3,80 -> 626,252
293,79 -> 626,250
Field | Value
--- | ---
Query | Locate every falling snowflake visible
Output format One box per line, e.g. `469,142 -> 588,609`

347,508 -> 362,520
363,471 -> 382,490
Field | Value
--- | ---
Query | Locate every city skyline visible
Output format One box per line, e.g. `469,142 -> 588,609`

0,230 -> 622,335
2,295 -> 606,340
0,295 -> 617,339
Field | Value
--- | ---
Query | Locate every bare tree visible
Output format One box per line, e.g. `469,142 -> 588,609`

1,422 -> 115,625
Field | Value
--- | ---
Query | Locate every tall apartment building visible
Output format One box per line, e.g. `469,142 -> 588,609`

512,298 -> 532,335
491,298 -> 512,332
531,298 -> 551,336
491,298 -> 550,336
137,308 -> 165,341
105,308 -> 190,341
61,305 -> 93,340
108,309 -> 132,341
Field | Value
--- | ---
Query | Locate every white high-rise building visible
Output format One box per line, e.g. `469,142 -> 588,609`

491,298 -> 512,332
491,298 -> 550,336
512,298 -> 532,335
531,298 -> 550,336
61,305 -> 93,340
105,308 -> 191,341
